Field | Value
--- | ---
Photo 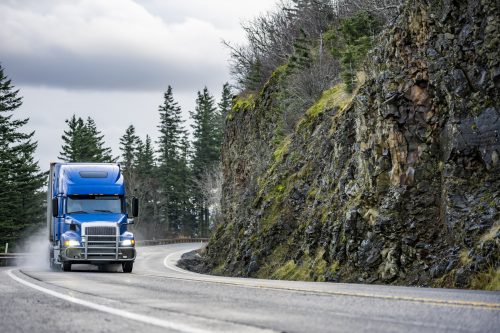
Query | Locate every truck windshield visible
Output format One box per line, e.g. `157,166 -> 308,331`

67,195 -> 123,214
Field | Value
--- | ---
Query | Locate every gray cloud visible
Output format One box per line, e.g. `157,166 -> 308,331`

2,50 -> 228,91
0,0 -> 264,91
0,0 -> 276,170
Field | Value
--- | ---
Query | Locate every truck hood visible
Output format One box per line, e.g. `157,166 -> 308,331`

65,213 -> 127,225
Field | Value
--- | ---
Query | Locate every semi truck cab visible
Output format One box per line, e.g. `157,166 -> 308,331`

47,163 -> 138,273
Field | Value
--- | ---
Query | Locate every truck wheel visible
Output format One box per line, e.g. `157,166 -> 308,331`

62,262 -> 72,272
122,262 -> 133,273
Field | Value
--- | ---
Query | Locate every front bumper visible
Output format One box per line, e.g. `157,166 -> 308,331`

61,246 -> 136,262
60,222 -> 136,264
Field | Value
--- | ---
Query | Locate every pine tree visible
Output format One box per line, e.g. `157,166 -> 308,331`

178,133 -> 196,236
59,115 -> 115,162
59,115 -> 87,162
136,135 -> 155,177
246,58 -> 263,91
156,86 -> 187,235
0,64 -> 45,250
119,125 -> 140,172
85,117 -> 115,162
191,87 -> 220,173
134,135 -> 159,238
337,11 -> 383,92
217,83 -> 232,142
190,87 -> 220,237
289,28 -> 312,71
218,83 -> 232,117
119,125 -> 140,211
157,86 -> 184,164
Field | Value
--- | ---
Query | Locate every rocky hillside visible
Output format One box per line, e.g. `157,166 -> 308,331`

201,0 -> 500,288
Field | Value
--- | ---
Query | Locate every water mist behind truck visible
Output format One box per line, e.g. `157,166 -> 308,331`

47,163 -> 138,272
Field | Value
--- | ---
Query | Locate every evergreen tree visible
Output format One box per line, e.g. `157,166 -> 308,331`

157,86 -> 184,164
190,87 -> 220,236
59,115 -> 115,162
119,125 -> 140,211
59,115 -> 87,161
246,58 -> 263,91
217,83 -> 232,137
0,64 -> 45,250
289,28 -> 312,71
178,132 -> 196,236
85,117 -> 115,162
156,86 -> 187,235
209,83 -> 232,173
133,135 -> 160,238
324,11 -> 383,92
191,87 -> 220,173
136,135 -> 155,177
119,125 -> 140,172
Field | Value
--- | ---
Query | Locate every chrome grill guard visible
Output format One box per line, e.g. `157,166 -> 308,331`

82,223 -> 119,260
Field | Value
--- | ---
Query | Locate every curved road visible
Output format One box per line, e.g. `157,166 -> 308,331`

2,243 -> 499,332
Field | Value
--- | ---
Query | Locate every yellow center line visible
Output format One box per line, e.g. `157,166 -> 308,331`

136,271 -> 500,311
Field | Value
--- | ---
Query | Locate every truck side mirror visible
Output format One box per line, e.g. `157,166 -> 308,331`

52,198 -> 59,217
131,197 -> 139,217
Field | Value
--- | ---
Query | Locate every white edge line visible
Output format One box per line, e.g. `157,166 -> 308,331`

7,269 -> 212,333
161,249 -> 500,311
163,249 -> 202,275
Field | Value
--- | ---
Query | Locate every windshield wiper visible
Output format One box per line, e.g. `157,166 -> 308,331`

68,210 -> 87,214
93,209 -> 115,213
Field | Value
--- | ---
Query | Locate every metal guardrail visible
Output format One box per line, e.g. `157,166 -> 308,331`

136,238 -> 209,246
0,253 -> 30,266
0,238 -> 209,266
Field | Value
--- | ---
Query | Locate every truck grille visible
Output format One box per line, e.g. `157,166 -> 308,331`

86,226 -> 116,235
82,224 -> 119,260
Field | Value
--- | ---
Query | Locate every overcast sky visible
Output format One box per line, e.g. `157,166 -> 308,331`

0,0 -> 277,170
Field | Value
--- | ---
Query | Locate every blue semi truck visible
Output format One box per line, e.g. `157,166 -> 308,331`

47,162 -> 138,272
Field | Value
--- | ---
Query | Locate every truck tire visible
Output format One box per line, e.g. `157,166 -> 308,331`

62,262 -> 72,272
122,262 -> 133,273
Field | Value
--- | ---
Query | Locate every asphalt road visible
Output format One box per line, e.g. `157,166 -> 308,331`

1,243 -> 499,333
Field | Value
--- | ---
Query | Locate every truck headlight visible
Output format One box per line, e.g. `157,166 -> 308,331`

64,239 -> 80,247
121,239 -> 135,247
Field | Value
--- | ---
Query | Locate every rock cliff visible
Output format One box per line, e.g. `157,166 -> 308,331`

202,0 -> 499,288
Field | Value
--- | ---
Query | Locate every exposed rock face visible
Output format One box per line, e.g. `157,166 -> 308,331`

202,0 -> 499,288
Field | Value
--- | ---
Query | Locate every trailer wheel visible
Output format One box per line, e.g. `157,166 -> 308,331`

62,262 -> 72,272
122,262 -> 133,273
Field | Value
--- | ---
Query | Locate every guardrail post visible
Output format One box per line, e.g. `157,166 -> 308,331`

4,243 -> 8,254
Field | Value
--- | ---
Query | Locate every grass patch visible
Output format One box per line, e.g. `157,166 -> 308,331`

459,249 -> 472,265
226,93 -> 255,121
480,222 -> 499,244
297,83 -> 352,130
271,260 -> 297,279
432,269 -> 457,288
269,248 -> 329,282
470,267 -> 500,290
257,244 -> 290,278
211,263 -> 226,276
272,136 -> 291,162
232,93 -> 255,112
271,64 -> 289,80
